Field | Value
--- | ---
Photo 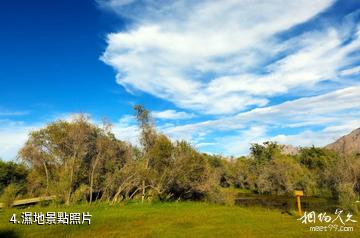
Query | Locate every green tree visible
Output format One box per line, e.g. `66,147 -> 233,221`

256,154 -> 313,195
170,141 -> 217,200
133,104 -> 157,203
0,160 -> 28,195
298,146 -> 334,170
19,115 -> 131,204
250,142 -> 281,165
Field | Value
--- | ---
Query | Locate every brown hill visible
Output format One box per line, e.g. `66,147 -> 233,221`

280,144 -> 300,155
325,128 -> 360,155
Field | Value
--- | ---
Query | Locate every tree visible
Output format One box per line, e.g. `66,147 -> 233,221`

146,134 -> 175,200
18,115 -> 132,204
230,158 -> 257,190
0,160 -> 28,195
298,146 -> 333,170
19,131 -> 55,195
325,154 -> 360,199
169,141 -> 217,200
250,142 -> 281,165
134,105 -> 156,153
133,104 -> 157,203
256,154 -> 313,195
89,120 -> 127,204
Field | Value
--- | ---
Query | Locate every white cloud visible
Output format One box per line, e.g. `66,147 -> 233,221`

97,0 -> 136,9
216,126 -> 268,156
208,28 -> 360,98
199,120 -> 360,156
152,109 -> 194,120
271,120 -> 360,148
4,1 -> 359,159
340,65 -> 360,76
112,115 -> 140,146
175,86 -> 359,130
0,125 -> 35,161
101,0 -> 345,114
195,142 -> 216,148
160,87 -> 360,155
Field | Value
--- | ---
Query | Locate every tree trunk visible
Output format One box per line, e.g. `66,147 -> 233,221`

89,156 -> 100,204
141,180 -> 145,203
89,168 -> 94,204
112,175 -> 135,204
66,158 -> 74,205
112,184 -> 126,203
43,161 -> 49,195
129,187 -> 141,199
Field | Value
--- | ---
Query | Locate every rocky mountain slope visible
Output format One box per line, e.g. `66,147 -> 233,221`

280,144 -> 300,155
325,128 -> 360,155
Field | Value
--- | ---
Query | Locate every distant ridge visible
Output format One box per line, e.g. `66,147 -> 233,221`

325,128 -> 360,155
280,144 -> 299,155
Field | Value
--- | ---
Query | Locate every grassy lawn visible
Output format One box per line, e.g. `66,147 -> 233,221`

0,202 -> 359,238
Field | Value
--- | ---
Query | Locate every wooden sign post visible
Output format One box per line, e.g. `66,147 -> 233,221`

294,190 -> 304,215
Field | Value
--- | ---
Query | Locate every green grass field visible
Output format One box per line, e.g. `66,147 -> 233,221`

1,202 -> 359,238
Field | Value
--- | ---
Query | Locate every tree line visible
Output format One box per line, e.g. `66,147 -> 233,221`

1,105 -> 359,211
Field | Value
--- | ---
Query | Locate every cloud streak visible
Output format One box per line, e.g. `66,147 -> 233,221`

152,110 -> 195,120
100,0 -> 353,114
98,0 -> 360,155
4,0 -> 359,160
162,86 -> 360,155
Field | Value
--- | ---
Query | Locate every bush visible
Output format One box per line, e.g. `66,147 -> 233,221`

209,187 -> 238,206
338,183 -> 359,213
256,155 -> 313,195
0,160 -> 28,194
0,184 -> 21,208
71,184 -> 89,204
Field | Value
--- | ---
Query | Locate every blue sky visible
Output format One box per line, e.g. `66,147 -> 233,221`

0,0 -> 360,160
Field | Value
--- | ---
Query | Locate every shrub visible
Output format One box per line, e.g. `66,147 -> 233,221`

338,183 -> 359,213
71,184 -> 89,204
0,184 -> 21,208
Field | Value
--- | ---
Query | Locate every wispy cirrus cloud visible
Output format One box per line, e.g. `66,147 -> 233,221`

100,0 -> 358,115
170,86 -> 360,132
4,0 -> 359,160
152,109 -> 195,120
161,86 -> 360,155
97,0 -> 360,155
340,65 -> 360,76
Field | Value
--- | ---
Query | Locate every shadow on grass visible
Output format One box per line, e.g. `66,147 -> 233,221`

0,229 -> 20,238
